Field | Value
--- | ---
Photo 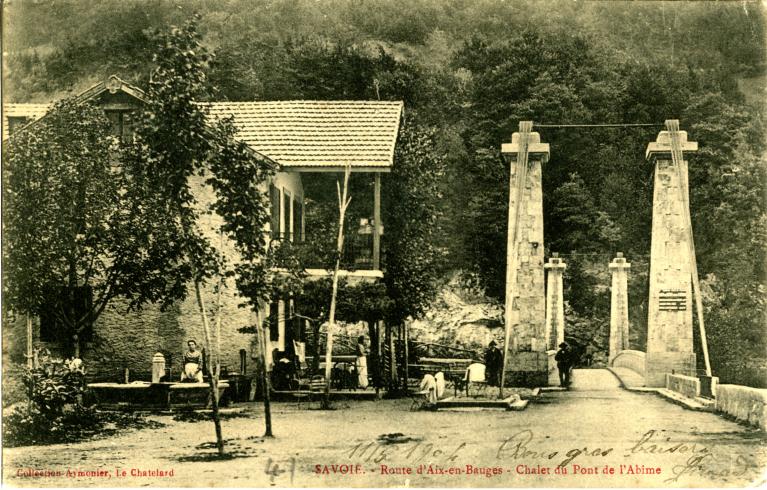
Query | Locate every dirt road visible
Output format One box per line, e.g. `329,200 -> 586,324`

4,369 -> 766,487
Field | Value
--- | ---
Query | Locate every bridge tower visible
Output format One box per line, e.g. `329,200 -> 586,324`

645,127 -> 698,387
608,253 -> 631,363
545,253 -> 567,351
500,124 -> 550,387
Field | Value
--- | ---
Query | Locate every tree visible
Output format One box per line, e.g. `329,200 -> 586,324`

121,17 -> 274,453
383,121 -> 446,325
323,165 -> 352,408
3,98 -> 141,358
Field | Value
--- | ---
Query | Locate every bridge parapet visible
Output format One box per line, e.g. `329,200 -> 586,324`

611,349 -> 646,377
665,373 -> 701,399
715,385 -> 767,430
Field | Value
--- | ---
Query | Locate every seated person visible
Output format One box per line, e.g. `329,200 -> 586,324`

272,354 -> 297,391
434,372 -> 446,399
180,340 -> 204,382
419,373 -> 438,405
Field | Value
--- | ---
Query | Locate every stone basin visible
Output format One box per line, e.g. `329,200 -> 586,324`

87,381 -> 229,411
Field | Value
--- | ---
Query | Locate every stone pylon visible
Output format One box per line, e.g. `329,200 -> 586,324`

645,128 -> 698,387
544,253 -> 566,351
608,253 -> 631,364
499,127 -> 550,386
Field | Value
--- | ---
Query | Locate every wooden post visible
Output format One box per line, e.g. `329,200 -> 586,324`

388,321 -> 396,389
26,314 -> 33,369
403,320 -> 410,386
376,320 -> 383,399
325,166 -> 352,407
373,173 -> 381,270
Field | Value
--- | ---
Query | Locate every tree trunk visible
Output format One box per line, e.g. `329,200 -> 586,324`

193,280 -> 225,456
26,315 -> 33,369
312,320 -> 321,372
324,166 -> 352,409
255,305 -> 273,437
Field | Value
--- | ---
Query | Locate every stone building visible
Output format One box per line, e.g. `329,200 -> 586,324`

2,76 -> 402,382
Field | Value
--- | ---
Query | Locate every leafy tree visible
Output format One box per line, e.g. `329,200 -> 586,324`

2,98 -> 143,357
121,17 -> 274,452
549,173 -> 622,253
382,122 -> 446,325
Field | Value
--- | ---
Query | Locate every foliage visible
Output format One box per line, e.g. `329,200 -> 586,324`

296,278 -> 392,325
2,98 -> 147,355
383,122 -> 447,324
3,404 -> 164,447
3,1 -> 766,384
23,353 -> 86,416
3,354 -> 164,447
549,173 -> 622,253
119,16 -> 274,309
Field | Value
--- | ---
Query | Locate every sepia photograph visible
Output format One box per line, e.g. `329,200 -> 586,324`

1,0 -> 766,487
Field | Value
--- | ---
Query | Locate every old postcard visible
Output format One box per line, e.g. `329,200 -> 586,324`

2,0 -> 766,488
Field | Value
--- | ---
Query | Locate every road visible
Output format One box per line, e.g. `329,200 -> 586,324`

4,369 -> 766,487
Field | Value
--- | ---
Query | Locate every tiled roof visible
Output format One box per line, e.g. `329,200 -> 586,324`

2,103 -> 51,139
2,76 -> 146,140
3,98 -> 404,170
204,101 -> 403,170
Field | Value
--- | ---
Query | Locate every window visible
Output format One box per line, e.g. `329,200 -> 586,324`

104,110 -> 134,142
239,349 -> 247,375
294,196 -> 303,242
39,286 -> 93,343
269,301 -> 279,342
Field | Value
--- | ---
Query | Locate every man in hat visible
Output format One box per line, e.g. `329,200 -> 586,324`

484,340 -> 503,387
555,342 -> 573,387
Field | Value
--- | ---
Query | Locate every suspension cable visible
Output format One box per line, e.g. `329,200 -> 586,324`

534,123 -> 665,129
666,119 -> 712,376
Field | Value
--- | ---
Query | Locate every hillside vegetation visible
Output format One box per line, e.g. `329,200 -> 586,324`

3,0 -> 765,385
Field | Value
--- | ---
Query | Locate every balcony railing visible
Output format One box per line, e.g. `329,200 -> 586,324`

270,231 -> 377,271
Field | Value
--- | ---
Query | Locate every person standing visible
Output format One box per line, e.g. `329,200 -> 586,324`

356,336 -> 369,389
555,342 -> 573,387
484,340 -> 503,387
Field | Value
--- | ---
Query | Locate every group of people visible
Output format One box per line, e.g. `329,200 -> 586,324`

180,336 -> 372,389
181,336 -> 578,390
484,339 -> 576,388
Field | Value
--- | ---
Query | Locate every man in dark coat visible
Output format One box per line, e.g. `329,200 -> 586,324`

555,342 -> 573,387
484,340 -> 503,387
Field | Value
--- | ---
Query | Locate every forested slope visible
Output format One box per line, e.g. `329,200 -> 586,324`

3,0 -> 765,385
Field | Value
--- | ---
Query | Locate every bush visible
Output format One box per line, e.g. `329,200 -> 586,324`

22,352 -> 86,416
3,352 -> 163,447
2,363 -> 28,408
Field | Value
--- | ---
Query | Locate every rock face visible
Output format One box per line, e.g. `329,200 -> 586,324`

408,273 -> 504,355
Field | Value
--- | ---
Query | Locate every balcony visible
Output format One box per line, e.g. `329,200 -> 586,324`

270,229 -> 382,281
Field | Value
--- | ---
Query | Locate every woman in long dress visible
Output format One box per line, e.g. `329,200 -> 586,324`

356,336 -> 369,389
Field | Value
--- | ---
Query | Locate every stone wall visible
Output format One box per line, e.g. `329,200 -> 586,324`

4,168 -> 302,382
715,384 -> 767,430
665,373 -> 700,399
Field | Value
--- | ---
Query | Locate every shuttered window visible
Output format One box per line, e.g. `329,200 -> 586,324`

269,184 -> 280,239
283,191 -> 292,241
39,286 -> 93,343
269,301 -> 279,341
